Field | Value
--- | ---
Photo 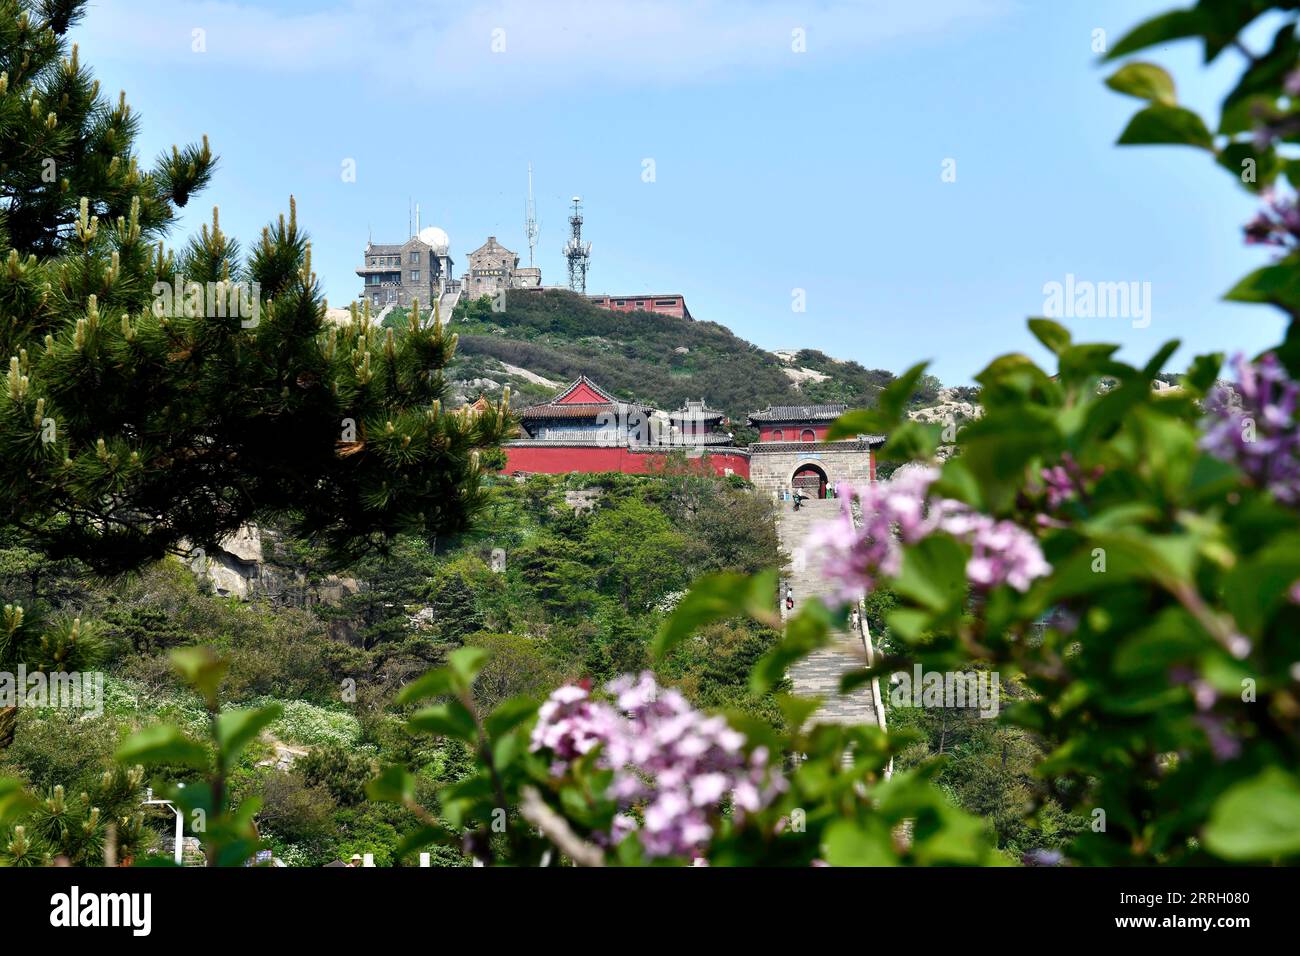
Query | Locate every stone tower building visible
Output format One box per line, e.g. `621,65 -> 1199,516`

357,228 -> 455,312
461,236 -> 541,299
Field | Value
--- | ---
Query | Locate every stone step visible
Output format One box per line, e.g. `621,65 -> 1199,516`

775,496 -> 878,728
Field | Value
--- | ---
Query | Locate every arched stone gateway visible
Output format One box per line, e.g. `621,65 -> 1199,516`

791,462 -> 829,498
747,439 -> 884,497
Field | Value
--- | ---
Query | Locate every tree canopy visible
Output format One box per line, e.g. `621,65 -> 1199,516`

0,0 -> 510,574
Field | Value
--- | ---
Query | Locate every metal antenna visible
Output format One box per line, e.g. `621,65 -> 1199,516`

525,162 -> 539,269
563,196 -> 591,294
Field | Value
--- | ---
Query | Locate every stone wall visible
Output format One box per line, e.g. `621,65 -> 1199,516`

748,440 -> 876,497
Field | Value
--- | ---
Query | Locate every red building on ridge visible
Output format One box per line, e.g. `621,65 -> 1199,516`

502,375 -> 747,478
587,293 -> 692,321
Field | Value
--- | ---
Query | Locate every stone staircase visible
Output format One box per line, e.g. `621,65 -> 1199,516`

373,301 -> 396,326
437,287 -> 460,324
778,497 -> 880,727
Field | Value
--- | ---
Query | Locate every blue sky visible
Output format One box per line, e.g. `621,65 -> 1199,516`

74,0 -> 1285,385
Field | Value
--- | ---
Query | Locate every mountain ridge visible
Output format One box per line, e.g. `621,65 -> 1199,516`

444,289 -> 945,437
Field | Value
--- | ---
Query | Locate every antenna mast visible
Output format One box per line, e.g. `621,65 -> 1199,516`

563,196 -> 591,294
525,163 -> 539,269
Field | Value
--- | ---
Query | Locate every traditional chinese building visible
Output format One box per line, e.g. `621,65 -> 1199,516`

502,376 -> 748,477
746,404 -> 884,498
498,377 -> 884,488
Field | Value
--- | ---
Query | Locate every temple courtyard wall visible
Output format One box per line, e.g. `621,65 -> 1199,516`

747,441 -> 877,497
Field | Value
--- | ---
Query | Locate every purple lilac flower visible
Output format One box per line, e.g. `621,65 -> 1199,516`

529,682 -> 618,773
1195,713 -> 1242,762
1200,352 -> 1300,504
962,515 -> 1053,592
1040,464 -> 1074,508
530,673 -> 785,860
803,467 -> 941,604
1243,190 -> 1300,251
806,466 -> 1050,604
1039,452 -> 1100,509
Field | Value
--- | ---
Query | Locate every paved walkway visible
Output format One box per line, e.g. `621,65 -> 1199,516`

778,496 -> 880,726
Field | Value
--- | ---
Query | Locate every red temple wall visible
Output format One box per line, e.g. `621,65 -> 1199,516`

757,424 -> 832,442
504,445 -> 749,479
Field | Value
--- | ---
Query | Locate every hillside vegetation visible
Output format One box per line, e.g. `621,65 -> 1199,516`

447,291 -> 927,428
0,471 -> 782,865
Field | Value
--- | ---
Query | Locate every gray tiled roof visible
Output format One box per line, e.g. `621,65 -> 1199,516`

516,401 -> 651,419
748,438 -> 885,451
669,406 -> 725,420
748,404 -> 848,422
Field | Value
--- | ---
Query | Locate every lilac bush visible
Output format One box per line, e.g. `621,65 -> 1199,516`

530,672 -> 784,859
1200,352 -> 1300,504
805,465 -> 1050,607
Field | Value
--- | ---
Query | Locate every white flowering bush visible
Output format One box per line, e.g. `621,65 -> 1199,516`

258,699 -> 362,749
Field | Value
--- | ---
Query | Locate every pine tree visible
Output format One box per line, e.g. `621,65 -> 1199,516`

0,0 -> 511,574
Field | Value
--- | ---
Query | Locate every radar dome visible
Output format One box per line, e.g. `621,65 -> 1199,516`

418,226 -> 450,255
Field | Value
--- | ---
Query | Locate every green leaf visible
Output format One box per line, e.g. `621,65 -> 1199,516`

838,668 -> 876,695
654,568 -> 778,659
216,704 -> 282,765
367,764 -> 416,804
1223,535 -> 1300,636
893,535 -> 968,614
447,646 -> 491,693
1203,769 -> 1300,861
0,777 -> 35,827
169,646 -> 228,709
1183,351 -> 1223,395
1056,343 -> 1124,388
116,724 -> 210,770
1117,105 -> 1213,149
823,819 -> 897,866
1224,263 -> 1300,313
956,406 -> 1061,513
1105,62 -> 1176,105
396,667 -> 455,706
877,420 -> 941,463
1103,9 -> 1205,61
1219,93 -> 1276,137
974,352 -> 1056,400
1221,22 -> 1300,112
823,408 -> 888,440
484,695 -> 538,739
1216,141 -> 1277,192
750,600 -> 834,695
409,700 -> 479,743
1113,609 -> 1207,676
775,693 -> 823,732
827,361 -> 929,439
1027,317 -> 1072,356
396,824 -> 453,857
